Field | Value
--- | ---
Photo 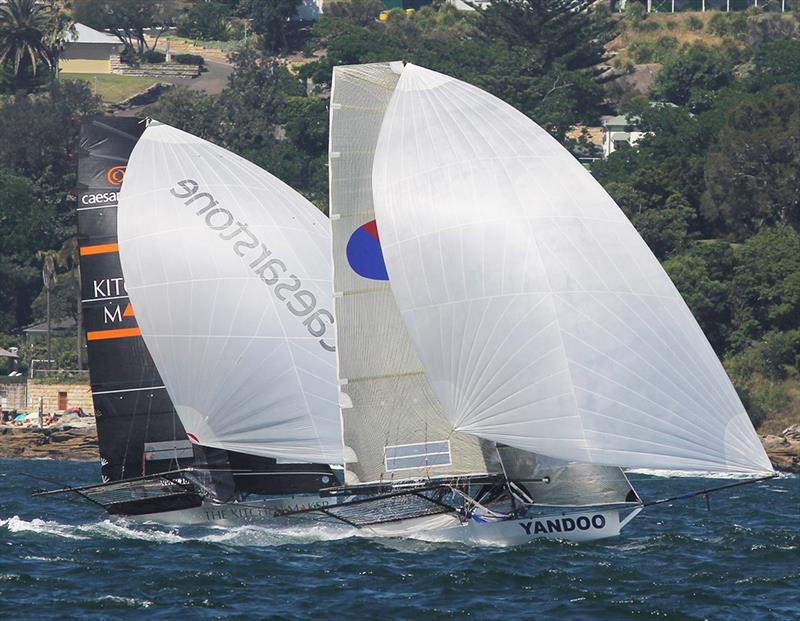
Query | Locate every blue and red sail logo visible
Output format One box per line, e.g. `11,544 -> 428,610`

347,220 -> 389,280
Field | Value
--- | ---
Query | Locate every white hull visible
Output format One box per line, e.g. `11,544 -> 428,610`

362,507 -> 643,546
134,494 -> 337,526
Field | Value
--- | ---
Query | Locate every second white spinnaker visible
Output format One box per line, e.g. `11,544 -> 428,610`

118,121 -> 342,465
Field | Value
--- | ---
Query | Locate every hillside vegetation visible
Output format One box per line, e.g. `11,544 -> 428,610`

1,0 -> 798,432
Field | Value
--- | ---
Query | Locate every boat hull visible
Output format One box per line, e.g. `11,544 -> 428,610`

133,494 -> 337,526
360,507 -> 642,546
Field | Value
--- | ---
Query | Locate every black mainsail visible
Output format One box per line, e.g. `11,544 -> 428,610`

77,117 -> 191,483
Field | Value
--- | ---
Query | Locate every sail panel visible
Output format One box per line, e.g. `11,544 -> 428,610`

371,64 -> 772,474
77,117 -> 190,482
330,63 -> 492,484
117,122 -> 341,464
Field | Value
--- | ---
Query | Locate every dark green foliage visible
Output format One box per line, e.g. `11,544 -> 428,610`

0,174 -> 54,331
0,80 -> 100,330
685,15 -> 703,32
176,1 -> 232,41
145,87 -> 219,140
749,39 -> 800,89
702,85 -> 800,238
301,0 -> 613,137
171,53 -> 205,66
626,36 -> 679,64
239,0 -> 303,53
664,241 -> 734,353
653,41 -> 737,111
706,11 -> 748,38
326,0 -> 383,26
142,49 -> 165,63
0,0 -> 62,92
745,12 -> 799,51
729,227 -> 800,348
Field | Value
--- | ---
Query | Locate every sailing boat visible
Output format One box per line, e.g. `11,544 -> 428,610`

285,62 -> 774,545
35,119 -> 342,525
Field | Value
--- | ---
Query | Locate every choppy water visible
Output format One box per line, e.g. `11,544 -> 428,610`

0,459 -> 797,620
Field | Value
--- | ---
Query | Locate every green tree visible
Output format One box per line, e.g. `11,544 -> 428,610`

653,42 -> 736,111
0,0 -> 58,91
73,0 -> 177,55
702,85 -> 800,239
326,0 -> 383,27
664,241 -> 734,353
176,1 -> 232,41
0,173 -> 57,331
749,39 -> 800,90
239,0 -> 302,54
476,0 -> 615,72
0,79 -> 99,330
729,226 -> 800,350
145,87 -> 220,141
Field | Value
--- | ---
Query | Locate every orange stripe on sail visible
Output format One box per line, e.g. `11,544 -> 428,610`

80,243 -> 119,256
86,327 -> 141,341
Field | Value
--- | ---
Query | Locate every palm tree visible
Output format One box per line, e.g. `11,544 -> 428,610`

0,0 -> 56,88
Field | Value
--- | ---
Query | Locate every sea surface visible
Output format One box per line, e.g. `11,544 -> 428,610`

0,459 -> 797,620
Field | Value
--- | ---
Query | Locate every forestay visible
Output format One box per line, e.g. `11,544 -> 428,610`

371,64 -> 772,474
118,122 -> 341,464
330,63 -> 492,484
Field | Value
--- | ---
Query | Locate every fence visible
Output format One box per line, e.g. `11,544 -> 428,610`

631,0 -> 795,11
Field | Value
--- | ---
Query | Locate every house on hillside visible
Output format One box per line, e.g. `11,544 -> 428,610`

602,115 -> 646,158
59,23 -> 123,75
295,0 -> 325,20
446,0 -> 492,9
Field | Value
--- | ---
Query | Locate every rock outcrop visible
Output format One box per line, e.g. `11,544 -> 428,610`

0,425 -> 98,461
761,425 -> 800,474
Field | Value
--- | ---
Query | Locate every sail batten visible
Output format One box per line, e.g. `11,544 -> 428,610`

371,64 -> 772,474
118,122 -> 341,464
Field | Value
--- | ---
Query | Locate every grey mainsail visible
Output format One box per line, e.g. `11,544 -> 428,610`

330,63 -> 493,485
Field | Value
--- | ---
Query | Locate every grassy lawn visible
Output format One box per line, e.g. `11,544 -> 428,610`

60,73 -> 161,103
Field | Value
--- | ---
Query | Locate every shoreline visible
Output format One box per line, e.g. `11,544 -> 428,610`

1,425 -> 798,473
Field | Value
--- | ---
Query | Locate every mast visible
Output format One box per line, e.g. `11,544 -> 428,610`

329,63 -> 495,485
77,117 -> 191,482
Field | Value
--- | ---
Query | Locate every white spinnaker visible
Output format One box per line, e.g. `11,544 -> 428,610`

371,64 -> 772,474
118,122 -> 341,464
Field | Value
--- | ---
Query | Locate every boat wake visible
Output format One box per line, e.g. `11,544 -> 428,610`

626,469 -> 793,480
0,515 -> 356,547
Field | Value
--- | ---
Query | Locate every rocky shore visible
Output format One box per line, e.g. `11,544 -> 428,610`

1,424 -> 798,473
759,425 -> 800,474
0,425 -> 98,461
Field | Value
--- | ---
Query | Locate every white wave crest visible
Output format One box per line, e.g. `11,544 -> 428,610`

197,522 -> 355,547
96,595 -> 152,609
0,516 -> 89,540
0,514 -> 354,547
625,469 -> 793,480
79,519 -> 185,543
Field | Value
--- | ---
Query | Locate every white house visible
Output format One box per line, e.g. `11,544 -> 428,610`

602,115 -> 646,158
